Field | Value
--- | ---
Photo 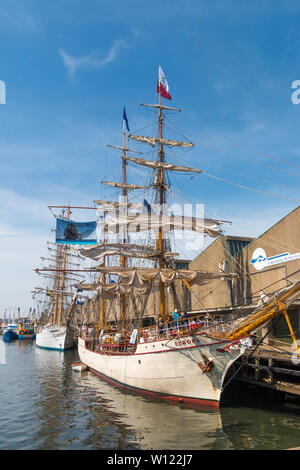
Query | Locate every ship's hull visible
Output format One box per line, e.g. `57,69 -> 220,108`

3,330 -> 18,342
36,325 -> 74,351
18,333 -> 36,340
78,334 -> 246,408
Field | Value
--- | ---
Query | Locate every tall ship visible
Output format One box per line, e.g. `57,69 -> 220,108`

34,208 -> 88,351
43,67 -> 300,406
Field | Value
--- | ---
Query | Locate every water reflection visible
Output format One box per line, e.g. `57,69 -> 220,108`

0,344 -> 299,450
74,371 -> 223,450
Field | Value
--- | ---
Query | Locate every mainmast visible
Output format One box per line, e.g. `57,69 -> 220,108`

100,211 -> 106,330
77,68 -> 227,329
157,88 -> 166,320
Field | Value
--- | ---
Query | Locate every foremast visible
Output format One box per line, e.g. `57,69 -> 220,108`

103,114 -> 145,328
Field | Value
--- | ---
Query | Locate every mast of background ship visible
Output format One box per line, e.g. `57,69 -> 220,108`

53,209 -> 65,325
58,205 -> 71,325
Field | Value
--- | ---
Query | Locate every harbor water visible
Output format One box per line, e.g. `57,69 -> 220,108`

0,340 -> 299,450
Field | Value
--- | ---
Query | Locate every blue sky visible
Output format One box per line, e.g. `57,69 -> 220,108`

1,0 -> 300,314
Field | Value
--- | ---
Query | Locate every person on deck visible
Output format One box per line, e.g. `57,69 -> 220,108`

182,312 -> 189,330
158,317 -> 164,338
164,314 -> 171,336
172,309 -> 180,330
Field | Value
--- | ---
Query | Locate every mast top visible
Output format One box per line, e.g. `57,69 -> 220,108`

140,103 -> 181,112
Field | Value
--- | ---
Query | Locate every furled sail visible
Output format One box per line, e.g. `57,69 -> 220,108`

80,242 -> 178,261
100,181 -> 149,190
126,156 -> 202,173
94,200 -> 143,211
88,267 -> 237,287
128,134 -> 194,149
107,144 -> 141,154
75,267 -> 237,298
75,280 -> 153,297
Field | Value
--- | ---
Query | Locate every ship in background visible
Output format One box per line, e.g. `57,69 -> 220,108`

34,207 -> 93,351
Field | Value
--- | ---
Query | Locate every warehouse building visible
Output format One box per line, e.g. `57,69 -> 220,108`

190,206 -> 300,341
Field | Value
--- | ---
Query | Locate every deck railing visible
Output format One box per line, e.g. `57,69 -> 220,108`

80,312 -> 240,354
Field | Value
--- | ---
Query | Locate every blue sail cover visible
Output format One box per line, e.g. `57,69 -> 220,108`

56,218 -> 97,245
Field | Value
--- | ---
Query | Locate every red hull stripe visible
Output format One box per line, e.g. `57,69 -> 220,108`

88,366 -> 220,409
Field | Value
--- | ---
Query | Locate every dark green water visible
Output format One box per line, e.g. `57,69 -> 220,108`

0,340 -> 299,450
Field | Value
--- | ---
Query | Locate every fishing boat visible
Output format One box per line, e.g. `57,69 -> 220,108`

17,319 -> 36,340
3,324 -> 18,342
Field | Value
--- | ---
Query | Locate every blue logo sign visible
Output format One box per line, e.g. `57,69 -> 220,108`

250,248 -> 300,271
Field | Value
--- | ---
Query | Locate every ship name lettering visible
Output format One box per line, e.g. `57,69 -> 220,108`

175,340 -> 193,347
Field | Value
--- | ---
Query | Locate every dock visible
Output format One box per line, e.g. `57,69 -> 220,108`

230,342 -> 300,399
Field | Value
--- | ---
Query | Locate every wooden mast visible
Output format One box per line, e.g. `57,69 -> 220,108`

58,205 -> 71,325
158,85 -> 166,321
100,211 -> 106,330
53,209 -> 65,325
121,127 -> 127,327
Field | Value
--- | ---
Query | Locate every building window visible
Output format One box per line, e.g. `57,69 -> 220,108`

227,240 -> 251,257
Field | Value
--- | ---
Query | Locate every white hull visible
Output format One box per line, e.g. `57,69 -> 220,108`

78,334 -> 247,408
36,325 -> 75,351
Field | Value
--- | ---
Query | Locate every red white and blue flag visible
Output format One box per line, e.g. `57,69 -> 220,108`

157,65 -> 172,100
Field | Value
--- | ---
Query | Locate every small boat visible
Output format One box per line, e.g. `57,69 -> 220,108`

72,362 -> 88,372
3,324 -> 18,342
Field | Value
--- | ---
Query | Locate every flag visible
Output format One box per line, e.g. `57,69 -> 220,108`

143,199 -> 152,214
123,107 -> 130,132
56,219 -> 97,245
157,65 -> 172,100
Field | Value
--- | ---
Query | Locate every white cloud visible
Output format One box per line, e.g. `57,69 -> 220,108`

59,39 -> 128,78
